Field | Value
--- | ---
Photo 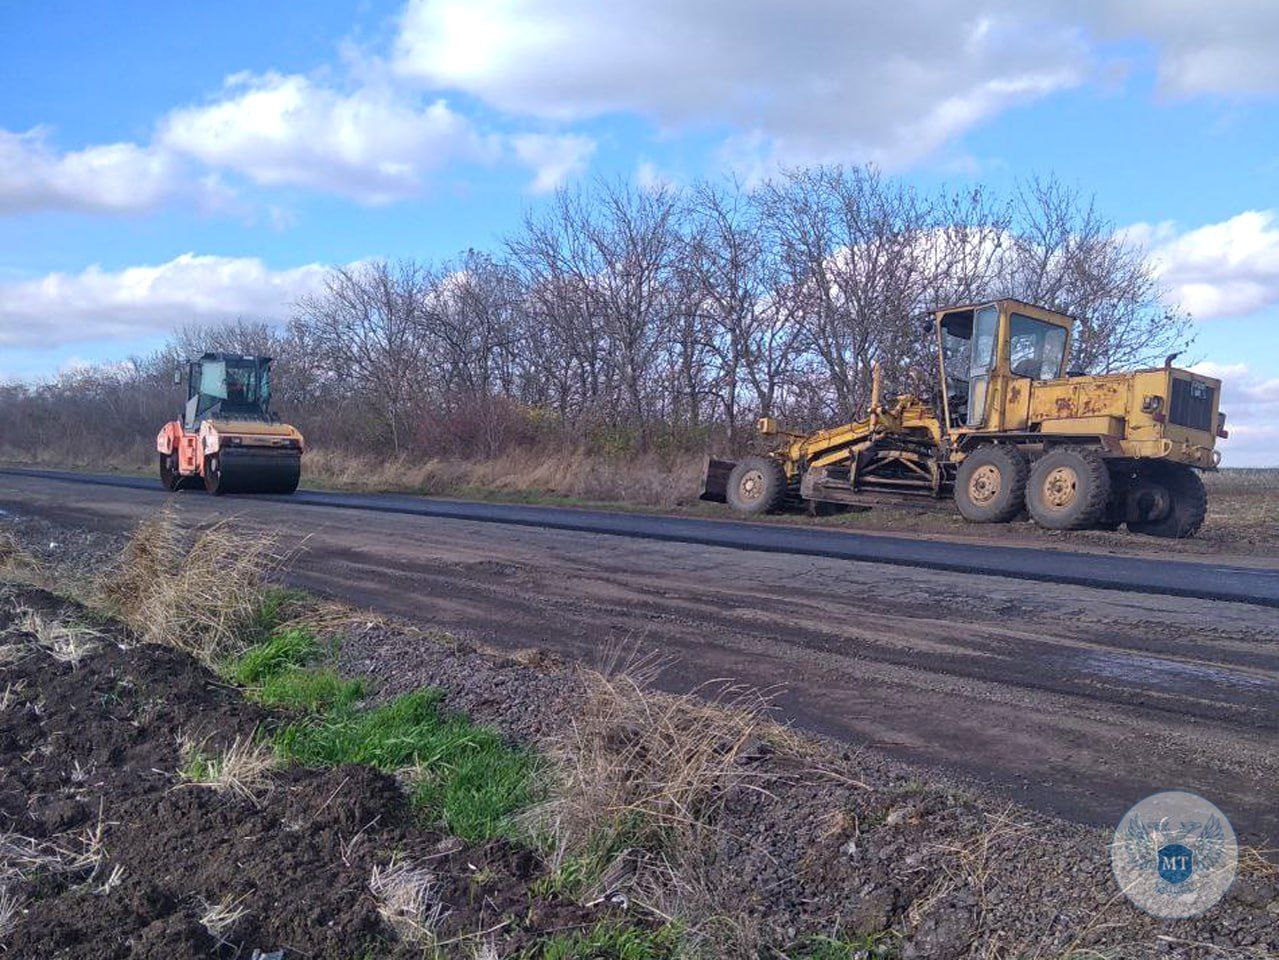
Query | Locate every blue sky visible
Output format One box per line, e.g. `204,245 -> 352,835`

2,1 -> 1278,463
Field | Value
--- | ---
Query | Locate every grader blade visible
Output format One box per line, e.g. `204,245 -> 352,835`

699,457 -> 737,503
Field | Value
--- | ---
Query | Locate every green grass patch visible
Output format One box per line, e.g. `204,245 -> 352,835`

275,689 -> 540,842
530,815 -> 655,901
223,626 -> 363,712
249,587 -> 308,638
180,751 -> 218,784
225,608 -> 541,843
255,667 -> 365,712
521,921 -> 680,960
225,627 -> 319,685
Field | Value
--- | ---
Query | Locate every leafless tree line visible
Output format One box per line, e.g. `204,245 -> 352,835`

0,165 -> 1192,464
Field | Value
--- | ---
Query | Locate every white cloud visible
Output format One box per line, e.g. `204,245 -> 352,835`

1093,2 -> 1279,96
510,133 -> 596,193
0,128 -> 184,215
1127,211 -> 1279,320
158,72 -> 502,204
394,0 -> 1090,169
0,254 -> 329,348
1190,361 -> 1279,466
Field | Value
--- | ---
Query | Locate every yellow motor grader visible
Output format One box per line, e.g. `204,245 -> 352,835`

702,299 -> 1228,538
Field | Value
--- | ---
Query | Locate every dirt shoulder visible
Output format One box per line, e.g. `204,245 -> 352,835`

2,510 -> 1278,958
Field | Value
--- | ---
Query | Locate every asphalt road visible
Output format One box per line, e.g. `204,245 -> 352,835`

7,466 -> 1279,607
3,466 -> 1278,844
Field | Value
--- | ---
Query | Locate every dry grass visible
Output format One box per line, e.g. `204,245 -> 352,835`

14,606 -> 101,666
1,809 -> 111,893
0,530 -> 42,582
98,508 -> 287,665
1238,844 -> 1279,880
538,655 -> 777,849
368,856 -> 448,944
0,883 -> 21,942
304,446 -> 703,509
524,652 -> 792,955
196,894 -> 249,947
180,735 -> 276,802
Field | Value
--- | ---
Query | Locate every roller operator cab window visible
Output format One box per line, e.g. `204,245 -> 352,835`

1008,313 -> 1068,381
188,358 -> 270,425
201,359 -> 267,405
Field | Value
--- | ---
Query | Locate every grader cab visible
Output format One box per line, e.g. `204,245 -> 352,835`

702,298 -> 1227,538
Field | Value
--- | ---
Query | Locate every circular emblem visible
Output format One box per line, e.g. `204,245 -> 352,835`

1111,790 -> 1238,918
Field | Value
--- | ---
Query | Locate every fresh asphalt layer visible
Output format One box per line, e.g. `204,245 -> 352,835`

6,466 -> 1279,608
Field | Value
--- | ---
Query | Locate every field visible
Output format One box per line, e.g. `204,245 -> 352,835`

1,507 -> 1277,958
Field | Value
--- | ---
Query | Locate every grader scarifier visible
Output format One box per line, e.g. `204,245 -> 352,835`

703,299 -> 1228,538
156,353 -> 303,495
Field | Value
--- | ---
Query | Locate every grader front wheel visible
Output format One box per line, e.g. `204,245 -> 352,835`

954,445 -> 1028,523
726,457 -> 787,516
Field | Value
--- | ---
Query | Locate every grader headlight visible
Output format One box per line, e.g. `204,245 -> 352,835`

1141,394 -> 1163,414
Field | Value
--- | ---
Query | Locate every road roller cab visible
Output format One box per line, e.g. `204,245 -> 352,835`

156,353 -> 304,495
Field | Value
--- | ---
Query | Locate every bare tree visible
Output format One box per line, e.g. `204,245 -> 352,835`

1003,177 -> 1193,372
291,260 -> 433,453
1,166 -> 1195,469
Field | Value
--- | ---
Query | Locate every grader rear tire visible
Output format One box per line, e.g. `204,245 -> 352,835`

1127,462 -> 1207,539
1026,447 -> 1110,530
726,457 -> 787,516
954,445 -> 1028,523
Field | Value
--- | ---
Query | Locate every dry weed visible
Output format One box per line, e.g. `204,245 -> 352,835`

523,649 -> 786,955
369,856 -> 448,944
95,863 -> 126,895
0,832 -> 63,886
15,607 -> 101,665
180,734 -> 275,802
0,884 -> 22,941
0,811 -> 110,892
99,509 -> 287,664
305,446 -> 703,509
0,530 -> 42,581
197,893 -> 249,947
1237,845 -> 1279,880
541,660 -> 777,850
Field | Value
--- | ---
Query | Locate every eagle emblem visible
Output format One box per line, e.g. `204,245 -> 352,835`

1111,791 -> 1237,918
1117,814 -> 1226,890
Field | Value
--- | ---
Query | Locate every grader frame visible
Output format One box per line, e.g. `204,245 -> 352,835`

703,299 -> 1227,538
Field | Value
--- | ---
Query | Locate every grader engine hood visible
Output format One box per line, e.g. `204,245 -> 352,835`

1026,366 -> 1224,468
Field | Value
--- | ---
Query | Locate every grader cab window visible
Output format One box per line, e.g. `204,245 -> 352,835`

1008,313 -> 1068,381
940,310 -> 971,426
940,305 -> 998,428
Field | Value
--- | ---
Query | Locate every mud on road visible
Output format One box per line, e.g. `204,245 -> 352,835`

2,471 -> 1278,849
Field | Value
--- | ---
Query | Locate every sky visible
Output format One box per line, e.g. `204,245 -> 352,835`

2,1 -> 1278,464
